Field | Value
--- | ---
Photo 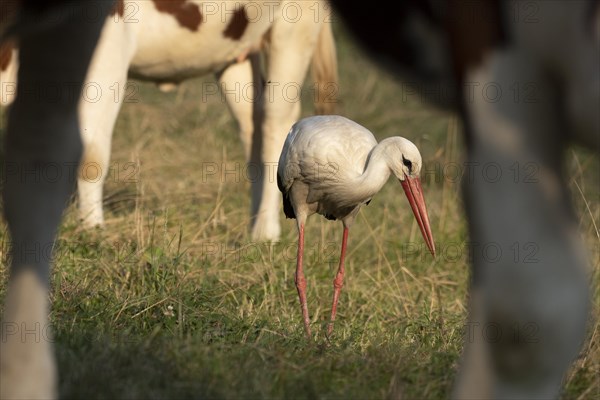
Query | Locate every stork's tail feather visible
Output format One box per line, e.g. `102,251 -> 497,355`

277,174 -> 296,219
282,192 -> 296,219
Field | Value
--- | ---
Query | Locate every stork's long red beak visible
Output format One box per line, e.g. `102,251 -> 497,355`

401,177 -> 435,257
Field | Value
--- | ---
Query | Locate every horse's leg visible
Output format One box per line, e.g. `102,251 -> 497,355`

78,18 -> 137,228
0,4 -> 109,399
250,0 -> 326,241
217,54 -> 264,164
453,46 -> 591,400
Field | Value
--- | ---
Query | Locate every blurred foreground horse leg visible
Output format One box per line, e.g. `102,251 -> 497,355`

330,0 -> 598,398
454,2 -> 598,398
0,2 -> 110,398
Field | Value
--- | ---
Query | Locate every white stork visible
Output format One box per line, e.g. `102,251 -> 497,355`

277,115 -> 435,338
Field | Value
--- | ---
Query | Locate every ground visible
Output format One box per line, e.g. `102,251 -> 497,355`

0,22 -> 598,399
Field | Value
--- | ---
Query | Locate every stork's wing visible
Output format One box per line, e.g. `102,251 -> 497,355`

277,115 -> 378,206
277,124 -> 302,195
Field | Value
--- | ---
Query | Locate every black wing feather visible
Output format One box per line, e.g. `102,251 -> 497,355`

277,173 -> 296,219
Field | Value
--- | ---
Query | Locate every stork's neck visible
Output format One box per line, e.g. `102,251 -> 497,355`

351,141 -> 393,203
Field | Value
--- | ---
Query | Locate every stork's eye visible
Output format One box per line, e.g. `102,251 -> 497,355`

402,156 -> 412,172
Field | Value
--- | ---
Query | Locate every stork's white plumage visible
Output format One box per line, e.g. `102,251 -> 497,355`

277,115 -> 435,338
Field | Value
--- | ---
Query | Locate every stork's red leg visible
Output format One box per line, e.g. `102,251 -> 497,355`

295,224 -> 311,338
327,226 -> 349,336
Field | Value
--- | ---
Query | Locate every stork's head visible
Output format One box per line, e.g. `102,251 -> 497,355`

383,137 -> 435,257
384,137 -> 423,181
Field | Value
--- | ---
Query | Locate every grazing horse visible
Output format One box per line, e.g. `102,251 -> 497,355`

330,0 -> 599,398
1,0 -> 338,241
0,0 -> 334,398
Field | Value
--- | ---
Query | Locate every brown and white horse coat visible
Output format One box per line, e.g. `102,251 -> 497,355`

1,0 -> 337,241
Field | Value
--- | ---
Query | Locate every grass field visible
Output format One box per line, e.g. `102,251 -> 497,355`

1,21 -> 599,399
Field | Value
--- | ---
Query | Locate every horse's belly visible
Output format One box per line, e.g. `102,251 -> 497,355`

128,0 -> 276,81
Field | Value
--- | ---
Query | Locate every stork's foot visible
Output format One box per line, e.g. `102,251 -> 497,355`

295,277 -> 312,339
303,324 -> 312,339
251,213 -> 281,241
326,322 -> 335,338
0,270 -> 57,400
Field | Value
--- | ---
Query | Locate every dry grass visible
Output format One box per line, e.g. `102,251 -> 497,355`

0,22 -> 598,399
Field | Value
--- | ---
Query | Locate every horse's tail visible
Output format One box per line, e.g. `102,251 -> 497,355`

311,21 -> 338,115
0,41 -> 18,106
